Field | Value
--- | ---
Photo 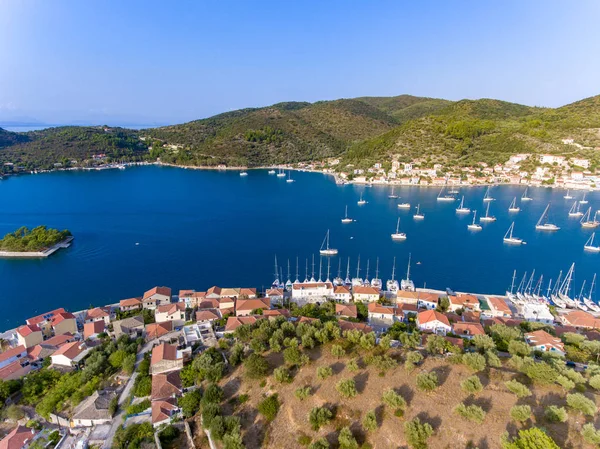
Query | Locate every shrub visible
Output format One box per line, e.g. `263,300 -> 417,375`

338,426 -> 358,449
507,340 -> 531,357
298,434 -> 312,446
521,360 -> 558,385
405,351 -> 423,372
556,375 -> 575,391
336,379 -> 358,399
566,393 -> 597,416
582,423 -> 600,446
308,438 -> 330,449
462,353 -> 487,372
317,366 -> 333,380
347,359 -> 359,372
589,374 -> 600,390
283,346 -> 309,366
202,384 -> 224,406
201,403 -> 221,429
273,367 -> 292,383
472,334 -> 496,352
454,403 -> 486,424
159,425 -> 180,445
309,406 -> 333,431
501,427 -> 560,449
460,376 -> 483,394
404,417 -> 433,449
295,386 -> 311,400
244,353 -> 269,379
382,388 -> 407,411
237,394 -> 249,404
416,372 -> 438,392
486,350 -> 502,368
510,405 -> 531,422
544,405 -> 567,423
4,404 -> 24,421
258,394 -> 280,422
223,429 -> 244,449
331,344 -> 346,358
504,380 -> 531,398
126,399 -> 151,415
363,410 -> 377,431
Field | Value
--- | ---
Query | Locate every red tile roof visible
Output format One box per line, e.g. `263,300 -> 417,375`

152,397 -> 178,424
335,304 -> 357,318
0,345 -> 26,364
85,307 -> 110,321
239,288 -> 257,297
263,309 -> 291,318
292,282 -> 333,290
84,321 -> 105,339
0,425 -> 36,449
395,303 -> 418,314
225,315 -> 263,332
156,302 -> 185,315
120,297 -> 142,307
198,299 -> 220,309
50,312 -> 76,326
196,309 -> 221,321
146,322 -> 173,339
16,324 -> 41,337
417,310 -> 451,327
0,359 -> 33,381
525,330 -> 565,352
52,341 -> 86,360
338,320 -> 373,334
453,322 -> 485,336
352,286 -> 380,295
449,294 -> 479,309
143,286 -> 172,300
562,310 -> 600,329
151,343 -> 180,365
298,316 -> 319,324
151,371 -> 182,400
43,333 -> 75,347
334,285 -> 351,295
26,308 -> 66,326
487,296 -> 512,314
367,302 -> 394,315
236,298 -> 270,312
266,288 -> 284,297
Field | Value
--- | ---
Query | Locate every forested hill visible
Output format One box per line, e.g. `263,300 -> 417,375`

1,93 -> 600,171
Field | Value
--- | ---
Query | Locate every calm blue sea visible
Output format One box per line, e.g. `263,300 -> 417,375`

0,166 -> 598,330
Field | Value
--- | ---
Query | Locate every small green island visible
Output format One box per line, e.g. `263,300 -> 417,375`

0,225 -> 73,257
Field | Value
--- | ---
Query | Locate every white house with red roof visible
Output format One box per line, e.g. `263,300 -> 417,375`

119,297 -> 142,312
150,343 -> 183,375
352,286 -> 380,302
84,307 -> 111,325
452,322 -> 485,339
152,398 -> 180,427
178,290 -> 206,308
265,288 -> 285,304
367,303 -> 395,326
84,321 -> 106,340
333,286 -> 352,303
224,316 -> 264,333
486,297 -> 512,318
142,286 -> 172,310
16,324 -> 43,349
525,330 -> 565,356
26,308 -> 68,337
416,310 -> 451,335
448,294 -> 481,312
335,303 -> 357,319
50,341 -> 90,368
236,298 -> 270,316
0,426 -> 38,449
291,281 -> 334,304
155,302 -> 186,328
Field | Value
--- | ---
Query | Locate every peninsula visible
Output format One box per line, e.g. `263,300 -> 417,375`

0,225 -> 73,258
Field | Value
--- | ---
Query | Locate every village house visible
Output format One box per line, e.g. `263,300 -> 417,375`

195,309 -> 221,323
416,310 -> 452,335
416,292 -> 439,310
486,296 -> 513,318
155,302 -> 186,328
333,285 -> 352,303
525,330 -> 565,356
521,303 -> 554,324
150,343 -> 183,375
26,308 -> 69,338
448,294 -> 481,312
152,398 -> 179,427
560,310 -> 600,329
112,315 -> 145,339
265,288 -> 285,304
224,315 -> 264,333
335,304 -> 357,319
119,297 -> 142,312
178,289 -> 207,308
84,307 -> 111,326
71,390 -> 117,427
291,282 -> 334,305
367,303 -> 395,328
151,371 -> 182,401
83,320 -> 105,340
50,312 -> 78,336
142,286 -> 172,310
394,303 -> 418,322
50,341 -> 90,368
453,322 -> 485,339
236,298 -> 271,316
338,320 -> 373,334
352,286 -> 380,302
263,309 -> 291,319
396,291 -> 419,305
16,324 -> 43,349
0,346 -> 27,371
0,426 -> 38,449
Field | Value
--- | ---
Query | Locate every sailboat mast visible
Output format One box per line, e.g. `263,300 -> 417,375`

356,256 -> 361,278
590,274 -> 597,300
546,279 -> 553,297
365,260 -> 370,281
346,257 -> 351,279
337,259 -> 342,278
375,258 -> 380,280
287,260 -> 291,283
318,256 -> 322,282
311,255 -> 315,281
510,270 -> 516,294
391,257 -> 396,281
326,257 -> 331,282
295,257 -> 299,283
406,253 -> 412,281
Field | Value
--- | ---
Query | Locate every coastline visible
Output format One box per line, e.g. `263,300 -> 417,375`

0,236 -> 74,258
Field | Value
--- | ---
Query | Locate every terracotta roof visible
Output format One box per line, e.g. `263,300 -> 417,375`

298,316 -> 319,324
143,286 -> 172,300
462,311 -> 481,323
145,322 -> 173,339
27,344 -> 55,360
0,359 -> 33,381
554,325 -> 578,337
0,345 -> 26,364
239,288 -> 257,297
0,426 -> 36,449
156,302 -> 186,315
266,288 -> 284,296
449,294 -> 479,308
178,290 -> 195,298
26,308 -> 66,326
367,302 -> 394,315
151,371 -> 182,400
525,330 -> 565,352
196,310 -> 221,321
487,296 -> 512,314
84,321 -> 105,338
236,298 -> 270,312
220,307 -> 235,316
335,304 -> 357,318
292,282 -> 333,290
263,309 -> 291,318
85,307 -> 110,321
197,299 -> 220,309
352,286 -> 380,295
417,310 -> 451,327
338,320 -> 373,334
562,310 -> 600,329
152,398 -> 178,424
120,297 -> 142,307
50,312 -> 76,326
52,341 -> 87,360
43,333 -> 75,347
16,324 -> 41,337
453,322 -> 485,336
225,315 -> 263,332
206,286 -> 222,296
334,286 -> 351,295
396,291 -> 420,301
151,343 -> 180,365
395,303 -> 418,314
416,292 -> 440,303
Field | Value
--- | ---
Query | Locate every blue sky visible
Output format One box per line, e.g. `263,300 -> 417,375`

1,0 -> 599,126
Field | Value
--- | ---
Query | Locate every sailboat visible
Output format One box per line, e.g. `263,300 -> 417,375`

239,171 -> 248,176
285,260 -> 293,291
581,207 -> 599,228
503,222 -> 525,245
268,169 -> 276,175
371,258 -> 383,289
508,197 -> 520,213
521,187 -> 532,201
584,233 -> 600,252
568,201 -> 583,217
391,218 -> 407,240
580,192 -> 588,204
363,260 -> 371,286
341,205 -> 353,223
506,270 -> 517,302
479,202 -> 496,222
400,253 -> 415,291
319,230 -> 338,255
397,201 -> 411,209
583,274 -> 600,312
564,189 -> 573,200
576,282 -> 589,311
413,204 -> 425,220
344,257 -> 352,286
276,167 -> 286,177
437,186 -> 455,202
272,255 -> 281,289
388,186 -> 398,199
286,171 -> 295,183
386,257 -> 399,293
467,211 -> 482,230
483,186 -> 494,202
535,203 -> 560,231
351,256 -> 363,287
357,192 -> 367,205
556,263 -> 577,308
455,196 -> 470,214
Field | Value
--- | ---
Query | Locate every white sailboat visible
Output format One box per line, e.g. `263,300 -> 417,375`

344,257 -> 352,286
508,197 -> 520,213
506,270 -> 517,302
341,205 -> 353,223
479,202 -> 496,222
351,256 -> 363,287
581,207 -> 599,228
467,211 -> 482,230
535,203 -> 560,231
583,274 -> 600,312
557,263 -> 577,308
386,257 -> 399,293
564,189 -> 573,199
391,218 -> 407,240
580,192 -> 588,204
521,187 -> 532,201
401,253 -> 415,291
568,201 -> 583,218
584,233 -> 600,252
371,258 -> 383,289
437,186 -> 455,202
483,186 -> 494,202
503,222 -> 525,245
268,169 -> 276,175
455,196 -> 470,214
239,171 -> 248,176
413,204 -> 425,220
286,171 -> 295,183
357,192 -> 367,205
388,186 -> 398,199
276,167 -> 286,177
397,202 -> 411,209
576,282 -> 589,311
319,230 -> 338,255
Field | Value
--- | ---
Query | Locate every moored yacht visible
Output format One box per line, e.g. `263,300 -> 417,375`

391,218 -> 407,240
400,253 -> 415,291
479,202 -> 496,222
580,192 -> 588,204
371,258 -> 383,290
455,196 -> 470,214
483,186 -> 494,202
581,207 -> 599,228
286,171 -> 295,183
239,171 -> 248,176
351,256 -> 363,287
319,230 -> 338,255
268,169 -> 276,175
508,197 -> 520,213
386,257 -> 399,293
568,201 -> 583,217
388,186 -> 398,199
437,186 -> 455,202
413,204 -> 425,220
357,192 -> 367,205
521,187 -> 532,201
535,203 -> 560,231
564,189 -> 573,199
276,167 -> 286,177
341,205 -> 353,223
397,202 -> 411,209
467,211 -> 482,230
584,232 -> 600,252
503,222 -> 525,245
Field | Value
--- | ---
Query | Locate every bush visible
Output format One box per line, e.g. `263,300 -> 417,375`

273,367 -> 292,383
462,353 -> 487,372
4,404 -> 24,421
382,388 -> 406,411
317,366 -> 333,380
244,353 -> 269,379
501,427 -> 560,449
416,372 -> 438,392
486,350 -> 502,368
582,423 -> 600,446
201,403 -> 221,429
178,389 -> 202,418
336,379 -> 358,398
258,394 -> 280,422
202,384 -> 224,406
298,434 -> 312,446
510,405 -> 531,422
347,359 -> 359,372
508,340 -> 531,357
404,417 -> 433,449
308,438 -> 330,449
331,344 -> 346,358
556,375 -> 575,391
454,403 -> 486,424
405,351 -> 424,372
363,410 -> 377,431
460,376 -> 483,394
159,425 -> 180,445
309,406 -> 333,431
566,393 -> 597,416
338,426 -> 358,449
504,380 -> 531,398
126,399 -> 151,415
544,405 -> 567,423
295,386 -> 311,400
589,374 -> 600,390
223,429 -> 244,449
521,360 -> 558,385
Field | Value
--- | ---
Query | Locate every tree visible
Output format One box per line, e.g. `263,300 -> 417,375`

454,403 -> 486,424
582,423 -> 600,446
4,404 -> 24,421
508,341 -> 531,357
363,410 -> 378,431
405,351 -> 424,372
544,405 -> 567,423
284,346 -> 308,367
244,353 -> 269,379
404,418 -> 433,449
583,340 -> 600,363
382,388 -> 407,413
309,406 -> 333,431
346,359 -> 359,372
122,353 -> 136,375
501,427 -> 560,449
566,393 -> 597,416
258,394 -> 280,422
178,389 -> 202,418
521,360 -> 558,385
223,429 -> 245,449
109,396 -> 118,416
295,386 -> 311,400
472,335 -> 496,352
317,366 -> 333,380
462,353 -> 486,372
338,427 -> 358,449
509,405 -> 531,422
308,438 -> 330,449
504,380 -> 531,398
460,375 -> 483,394
336,379 -> 358,399
416,372 -> 438,392
589,374 -> 600,390
202,384 -> 224,406
426,335 -> 452,355
331,344 -> 346,358
273,367 -> 292,383
556,375 -> 574,391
